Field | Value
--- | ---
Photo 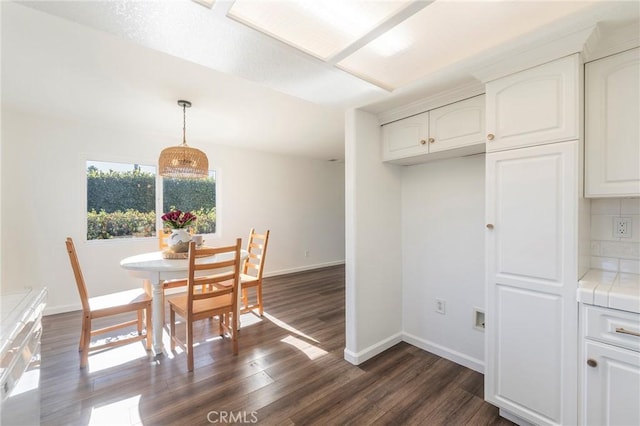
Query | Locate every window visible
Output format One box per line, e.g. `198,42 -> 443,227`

162,171 -> 216,234
86,161 -> 216,240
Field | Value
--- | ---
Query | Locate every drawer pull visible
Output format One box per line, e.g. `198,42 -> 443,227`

420,139 -> 427,145
587,359 -> 598,368
615,327 -> 640,338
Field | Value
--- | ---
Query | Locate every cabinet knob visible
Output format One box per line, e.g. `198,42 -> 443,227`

587,359 -> 598,368
428,138 -> 435,144
486,224 -> 494,229
487,133 -> 495,141
420,139 -> 427,145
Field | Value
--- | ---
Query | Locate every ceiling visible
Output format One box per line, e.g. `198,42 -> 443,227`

2,0 -> 639,161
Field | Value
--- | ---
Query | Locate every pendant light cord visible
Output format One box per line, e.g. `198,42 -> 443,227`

182,102 -> 187,146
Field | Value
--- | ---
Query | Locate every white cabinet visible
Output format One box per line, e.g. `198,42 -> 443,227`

429,95 -> 485,153
486,54 -> 580,152
485,140 -> 579,426
585,48 -> 640,197
382,95 -> 485,164
581,305 -> 640,426
382,111 -> 429,161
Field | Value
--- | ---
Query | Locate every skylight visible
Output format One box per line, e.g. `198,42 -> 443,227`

227,0 -> 607,91
228,0 -> 412,61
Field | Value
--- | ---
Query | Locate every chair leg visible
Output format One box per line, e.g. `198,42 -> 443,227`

186,319 -> 194,372
170,308 -> 176,351
137,310 -> 143,335
218,314 -> 224,335
257,282 -> 263,317
80,316 -> 91,369
242,288 -> 249,311
79,314 -> 88,352
231,310 -> 238,355
145,306 -> 152,351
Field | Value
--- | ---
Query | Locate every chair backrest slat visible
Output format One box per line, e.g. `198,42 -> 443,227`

187,239 -> 242,310
242,228 -> 270,279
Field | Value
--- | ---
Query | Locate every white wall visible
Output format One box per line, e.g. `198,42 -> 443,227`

344,109 -> 403,364
401,155 -> 486,372
1,109 -> 345,314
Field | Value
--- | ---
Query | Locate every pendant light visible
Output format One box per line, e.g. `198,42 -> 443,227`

158,100 -> 209,179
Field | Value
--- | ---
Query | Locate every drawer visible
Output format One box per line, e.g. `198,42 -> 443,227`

584,304 -> 640,352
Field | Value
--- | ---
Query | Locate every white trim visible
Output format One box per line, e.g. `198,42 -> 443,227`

44,303 -> 81,316
471,26 -> 594,84
583,21 -> 640,63
402,332 -> 485,374
377,83 -> 485,125
499,409 -> 536,426
343,332 -> 403,365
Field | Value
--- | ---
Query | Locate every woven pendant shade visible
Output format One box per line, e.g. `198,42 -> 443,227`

158,145 -> 209,179
159,100 -> 209,179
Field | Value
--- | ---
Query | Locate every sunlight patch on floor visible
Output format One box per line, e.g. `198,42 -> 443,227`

239,313 -> 263,327
281,335 -> 327,360
88,342 -> 149,373
263,312 -> 319,343
88,394 -> 141,425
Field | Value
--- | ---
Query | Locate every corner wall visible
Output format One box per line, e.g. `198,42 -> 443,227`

344,108 -> 403,364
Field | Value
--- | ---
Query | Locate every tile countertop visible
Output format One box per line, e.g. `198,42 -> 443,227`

578,269 -> 640,314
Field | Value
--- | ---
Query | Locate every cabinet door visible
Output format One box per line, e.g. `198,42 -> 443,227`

485,141 -> 579,425
486,54 -> 579,152
583,340 -> 640,426
381,112 -> 428,161
429,95 -> 485,153
585,48 -> 640,197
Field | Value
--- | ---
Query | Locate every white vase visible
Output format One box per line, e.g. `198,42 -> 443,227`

168,228 -> 191,253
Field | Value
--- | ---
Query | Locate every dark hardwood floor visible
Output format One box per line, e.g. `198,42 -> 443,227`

37,265 -> 512,425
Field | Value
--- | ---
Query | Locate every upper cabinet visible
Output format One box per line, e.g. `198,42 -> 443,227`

585,48 -> 640,198
429,95 -> 485,153
382,111 -> 429,161
485,54 -> 580,152
382,95 -> 485,165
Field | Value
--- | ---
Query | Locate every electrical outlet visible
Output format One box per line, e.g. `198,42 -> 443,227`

436,298 -> 446,314
613,217 -> 631,238
473,308 -> 485,331
304,250 -> 310,258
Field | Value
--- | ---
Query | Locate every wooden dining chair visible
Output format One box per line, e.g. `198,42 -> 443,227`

158,228 -> 172,249
167,239 -> 242,372
65,237 -> 152,368
240,229 -> 270,316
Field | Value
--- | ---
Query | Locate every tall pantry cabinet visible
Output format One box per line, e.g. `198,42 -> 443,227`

484,54 -> 582,426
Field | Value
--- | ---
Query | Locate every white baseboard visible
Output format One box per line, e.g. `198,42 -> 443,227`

499,409 -> 536,426
402,332 -> 485,373
343,332 -> 403,365
264,260 -> 345,278
44,303 -> 81,316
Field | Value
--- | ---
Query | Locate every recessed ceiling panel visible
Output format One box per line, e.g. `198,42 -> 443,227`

338,0 -> 598,89
228,0 -> 411,61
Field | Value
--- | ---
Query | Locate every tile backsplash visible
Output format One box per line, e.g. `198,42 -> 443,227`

590,198 -> 640,274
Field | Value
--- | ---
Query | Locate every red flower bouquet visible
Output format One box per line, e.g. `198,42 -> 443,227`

161,210 -> 197,229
